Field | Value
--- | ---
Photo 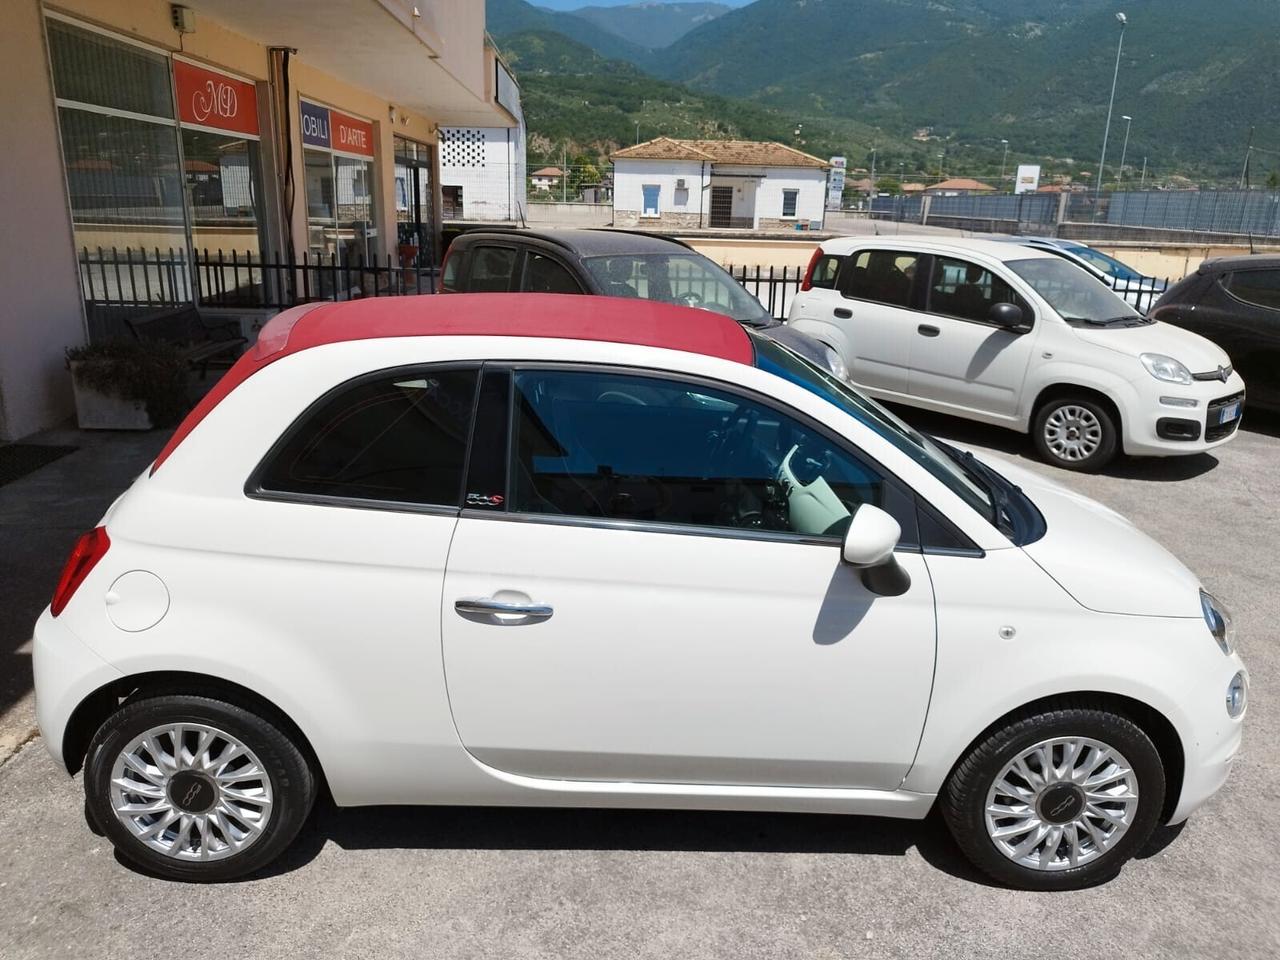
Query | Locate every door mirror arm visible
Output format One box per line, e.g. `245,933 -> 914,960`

841,504 -> 911,597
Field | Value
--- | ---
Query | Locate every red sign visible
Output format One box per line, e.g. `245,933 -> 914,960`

174,59 -> 259,137
331,110 -> 375,157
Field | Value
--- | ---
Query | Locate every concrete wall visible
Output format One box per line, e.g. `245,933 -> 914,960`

526,202 -> 613,227
0,1 -> 85,441
440,125 -> 527,221
613,159 -> 708,226
745,167 -> 828,226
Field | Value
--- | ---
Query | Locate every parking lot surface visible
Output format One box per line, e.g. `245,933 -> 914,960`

1,415 -> 1277,960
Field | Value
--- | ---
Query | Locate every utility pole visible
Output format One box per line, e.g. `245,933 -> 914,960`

1117,115 -> 1132,187
870,146 -> 877,192
1139,156 -> 1148,190
561,146 -> 567,203
635,121 -> 640,145
1240,126 -> 1255,189
1095,12 -> 1127,208
999,139 -> 1009,188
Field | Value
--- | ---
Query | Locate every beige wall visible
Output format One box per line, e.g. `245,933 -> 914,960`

1091,243 -> 1280,282
682,237 -> 821,270
0,0 -> 85,441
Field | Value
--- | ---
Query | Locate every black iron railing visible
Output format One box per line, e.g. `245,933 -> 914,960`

727,264 -> 804,320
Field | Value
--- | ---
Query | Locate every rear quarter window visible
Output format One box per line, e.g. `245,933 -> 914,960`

253,367 -> 479,507
810,255 -> 841,289
1225,269 -> 1280,311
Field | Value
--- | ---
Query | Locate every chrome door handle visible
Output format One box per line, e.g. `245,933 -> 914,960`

454,597 -> 554,621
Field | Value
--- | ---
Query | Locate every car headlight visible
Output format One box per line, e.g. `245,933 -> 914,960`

1141,352 -> 1193,385
1200,589 -> 1234,654
821,345 -> 849,381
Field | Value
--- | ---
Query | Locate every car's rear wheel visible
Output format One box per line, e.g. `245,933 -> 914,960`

1032,396 -> 1118,471
85,693 -> 315,881
941,706 -> 1165,890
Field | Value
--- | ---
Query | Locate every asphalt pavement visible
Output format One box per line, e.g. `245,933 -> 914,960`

1,414 -> 1277,959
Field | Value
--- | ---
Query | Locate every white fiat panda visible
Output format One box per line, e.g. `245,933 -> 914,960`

788,237 -> 1245,471
35,294 -> 1246,890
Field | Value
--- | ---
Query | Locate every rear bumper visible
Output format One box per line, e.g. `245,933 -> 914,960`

32,609 -> 123,771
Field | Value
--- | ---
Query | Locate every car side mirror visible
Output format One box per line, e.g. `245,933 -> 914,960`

988,302 -> 1025,330
842,504 -> 911,597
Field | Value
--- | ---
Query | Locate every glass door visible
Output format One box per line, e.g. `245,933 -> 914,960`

394,136 -> 435,290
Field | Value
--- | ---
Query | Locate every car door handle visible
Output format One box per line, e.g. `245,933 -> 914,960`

917,324 -> 940,337
833,308 -> 853,319
454,597 -> 554,622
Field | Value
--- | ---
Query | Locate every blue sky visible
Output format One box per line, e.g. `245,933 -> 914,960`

534,1 -> 755,10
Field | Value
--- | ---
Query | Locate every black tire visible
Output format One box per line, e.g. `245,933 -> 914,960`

85,693 -> 316,882
941,706 -> 1165,891
1032,395 -> 1119,471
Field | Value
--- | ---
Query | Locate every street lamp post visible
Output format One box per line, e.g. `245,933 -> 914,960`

1117,115 -> 1132,187
999,139 -> 1009,187
1095,11 -> 1127,207
937,152 -> 945,180
1139,156 -> 1148,190
870,146 -> 877,191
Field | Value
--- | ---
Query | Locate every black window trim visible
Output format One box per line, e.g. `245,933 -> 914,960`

921,253 -> 1038,331
1221,269 -> 1280,313
462,360 -> 982,555
244,361 -> 483,516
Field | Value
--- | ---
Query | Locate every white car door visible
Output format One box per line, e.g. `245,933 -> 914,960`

907,254 -> 1039,421
440,366 -> 937,790
792,249 -> 923,397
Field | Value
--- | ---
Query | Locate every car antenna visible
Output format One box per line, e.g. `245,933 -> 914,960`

1248,232 -> 1255,255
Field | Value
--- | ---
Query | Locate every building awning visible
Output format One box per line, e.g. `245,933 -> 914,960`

184,0 -> 514,127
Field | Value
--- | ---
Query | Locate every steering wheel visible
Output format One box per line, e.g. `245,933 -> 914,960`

676,290 -> 704,309
597,390 -> 645,405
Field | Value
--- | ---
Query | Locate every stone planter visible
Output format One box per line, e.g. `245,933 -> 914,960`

69,361 -> 153,430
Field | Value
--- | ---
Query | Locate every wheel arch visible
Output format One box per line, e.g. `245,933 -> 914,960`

938,691 -> 1185,824
61,671 -> 328,799
1031,383 -> 1125,439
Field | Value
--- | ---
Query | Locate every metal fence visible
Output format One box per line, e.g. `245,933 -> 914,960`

78,247 -> 438,314
1066,189 -> 1280,237
727,264 -> 804,320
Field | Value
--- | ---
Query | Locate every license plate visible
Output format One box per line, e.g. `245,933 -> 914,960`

1218,402 -> 1240,424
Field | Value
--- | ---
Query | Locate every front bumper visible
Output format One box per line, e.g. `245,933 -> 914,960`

1168,659 -> 1247,824
32,608 -> 123,771
1123,374 -> 1246,457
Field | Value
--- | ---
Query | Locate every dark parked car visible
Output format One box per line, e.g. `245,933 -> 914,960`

1150,255 -> 1280,413
440,228 -> 845,375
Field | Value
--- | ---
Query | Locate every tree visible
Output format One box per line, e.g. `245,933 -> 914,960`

875,177 -> 901,196
1267,169 -> 1280,190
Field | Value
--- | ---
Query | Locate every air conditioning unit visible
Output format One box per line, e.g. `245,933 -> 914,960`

675,178 -> 687,189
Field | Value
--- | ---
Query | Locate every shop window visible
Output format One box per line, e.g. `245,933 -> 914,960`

47,18 -> 173,119
182,129 -> 265,261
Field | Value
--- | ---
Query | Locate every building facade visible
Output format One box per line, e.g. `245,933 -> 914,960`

0,0 -> 520,442
438,123 -> 528,222
610,138 -> 829,232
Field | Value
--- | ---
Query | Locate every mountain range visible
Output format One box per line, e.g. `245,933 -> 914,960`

490,0 -> 1280,180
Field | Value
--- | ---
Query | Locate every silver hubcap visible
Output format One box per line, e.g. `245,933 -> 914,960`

1044,405 -> 1103,461
109,723 -> 273,861
985,736 -> 1140,872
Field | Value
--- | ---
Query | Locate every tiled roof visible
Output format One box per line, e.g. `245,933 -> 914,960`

612,137 -> 828,168
926,178 -> 996,192
531,166 -> 563,177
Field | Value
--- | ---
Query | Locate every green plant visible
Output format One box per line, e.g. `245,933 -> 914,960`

66,339 -> 190,427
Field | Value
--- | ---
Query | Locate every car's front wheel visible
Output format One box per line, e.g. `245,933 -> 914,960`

85,693 -> 316,881
1032,396 -> 1118,471
941,705 -> 1165,890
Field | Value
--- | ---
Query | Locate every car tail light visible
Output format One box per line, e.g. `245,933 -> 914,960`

51,527 -> 110,617
438,245 -> 455,293
800,247 -> 824,292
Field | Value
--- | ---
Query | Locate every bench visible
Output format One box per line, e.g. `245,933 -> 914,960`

125,306 -> 247,379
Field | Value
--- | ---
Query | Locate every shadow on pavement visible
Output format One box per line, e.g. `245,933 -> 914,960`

887,404 -> 1221,482
237,803 -> 999,886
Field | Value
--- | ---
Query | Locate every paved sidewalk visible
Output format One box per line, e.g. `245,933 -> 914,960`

0,427 -> 165,762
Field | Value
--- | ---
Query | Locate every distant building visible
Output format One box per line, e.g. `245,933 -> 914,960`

610,137 -> 829,230
901,182 -> 927,194
530,166 -> 564,191
925,178 -> 997,196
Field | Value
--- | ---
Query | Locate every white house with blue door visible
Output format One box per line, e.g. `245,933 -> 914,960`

610,138 -> 829,231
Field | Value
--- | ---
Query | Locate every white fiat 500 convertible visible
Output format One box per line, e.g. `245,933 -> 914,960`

35,294 -> 1246,889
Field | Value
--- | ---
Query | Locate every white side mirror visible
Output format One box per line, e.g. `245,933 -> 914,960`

842,504 -> 911,597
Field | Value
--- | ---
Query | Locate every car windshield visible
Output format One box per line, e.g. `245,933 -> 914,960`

751,332 -> 996,522
583,253 -> 774,326
1067,245 -> 1143,282
1007,257 -> 1143,326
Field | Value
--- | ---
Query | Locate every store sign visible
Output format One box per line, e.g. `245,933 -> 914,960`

827,156 -> 847,210
332,110 -> 375,157
1015,164 -> 1042,195
174,59 -> 259,136
300,100 -> 374,157
300,100 -> 331,148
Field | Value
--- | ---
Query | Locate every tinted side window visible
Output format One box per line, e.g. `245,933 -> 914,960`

440,245 -> 461,292
467,245 -> 517,292
258,368 -> 478,506
928,256 -> 1033,325
840,250 -> 919,308
810,254 -> 841,290
1225,270 -> 1280,311
523,252 -> 582,294
510,369 -> 904,539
